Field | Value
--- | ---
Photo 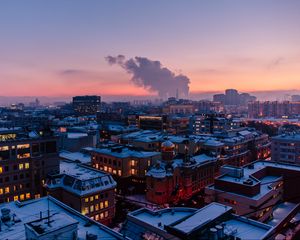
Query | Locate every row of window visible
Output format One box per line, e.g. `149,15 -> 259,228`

82,200 -> 109,215
0,163 -> 30,174
90,211 -> 109,221
13,193 -> 31,201
84,192 -> 109,203
0,183 -> 30,194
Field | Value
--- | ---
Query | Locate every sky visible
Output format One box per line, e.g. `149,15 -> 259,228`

0,0 -> 300,101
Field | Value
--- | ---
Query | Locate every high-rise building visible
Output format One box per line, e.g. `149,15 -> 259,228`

72,95 -> 101,115
0,128 -> 59,203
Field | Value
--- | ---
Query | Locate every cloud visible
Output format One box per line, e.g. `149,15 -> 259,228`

105,55 -> 190,98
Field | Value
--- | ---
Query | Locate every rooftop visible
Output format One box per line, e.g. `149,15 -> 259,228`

91,147 -> 160,159
46,160 -> 116,196
0,196 -> 127,240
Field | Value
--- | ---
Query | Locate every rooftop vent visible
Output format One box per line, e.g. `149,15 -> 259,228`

1,208 -> 11,222
86,232 -> 98,240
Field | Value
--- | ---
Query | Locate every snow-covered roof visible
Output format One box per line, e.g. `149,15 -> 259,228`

170,203 -> 232,234
91,147 -> 160,159
59,150 -> 91,164
0,196 -> 128,240
46,161 -> 116,196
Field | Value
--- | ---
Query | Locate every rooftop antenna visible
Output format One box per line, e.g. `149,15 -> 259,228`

47,196 -> 50,226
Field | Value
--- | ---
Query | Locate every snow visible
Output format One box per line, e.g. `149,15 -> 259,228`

224,218 -> 272,240
91,147 -> 160,159
46,160 -> 116,196
268,202 -> 298,226
0,196 -> 125,240
67,132 -> 88,139
129,208 -> 196,229
171,203 -> 232,234
59,150 -> 91,164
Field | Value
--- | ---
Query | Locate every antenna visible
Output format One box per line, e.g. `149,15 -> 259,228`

47,196 -> 50,226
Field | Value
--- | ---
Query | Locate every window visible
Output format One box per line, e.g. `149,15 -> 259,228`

0,167 -> 2,174
100,202 -> 104,209
19,164 -> 24,170
0,188 -> 3,195
104,200 -> 109,208
5,187 -> 9,194
14,196 -> 18,201
105,211 -> 108,218
90,205 -> 94,213
25,163 -> 30,169
26,193 -> 30,199
90,196 -> 94,202
20,194 -> 24,201
85,197 -> 89,203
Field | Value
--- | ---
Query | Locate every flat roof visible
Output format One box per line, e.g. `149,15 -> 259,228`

224,218 -> 272,240
91,147 -> 160,159
0,196 -> 127,240
129,207 -> 196,230
59,150 -> 91,164
170,203 -> 232,234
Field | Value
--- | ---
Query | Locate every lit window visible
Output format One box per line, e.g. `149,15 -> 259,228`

104,166 -> 108,171
25,163 -> 30,169
5,187 -> 9,194
105,211 -> 108,218
19,164 -> 24,170
14,196 -> 19,201
26,193 -> 31,199
104,200 -> 108,208
0,188 -> 3,195
85,198 -> 89,203
0,167 -> 3,174
20,194 -> 24,201
118,170 -> 122,176
100,213 -> 104,219
95,195 -> 99,200
90,196 -> 94,201
34,194 -> 40,199
90,205 -> 94,213
95,214 -> 99,221
100,202 -> 104,209
95,204 -> 99,211
17,144 -> 30,149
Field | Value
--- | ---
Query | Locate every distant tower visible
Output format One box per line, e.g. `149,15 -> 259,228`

161,140 -> 175,161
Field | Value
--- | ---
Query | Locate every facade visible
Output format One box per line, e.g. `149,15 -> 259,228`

0,129 -> 59,204
46,160 -> 116,225
271,134 -> 300,164
72,95 -> 101,115
146,141 -> 218,205
205,161 -> 300,222
91,145 -> 161,193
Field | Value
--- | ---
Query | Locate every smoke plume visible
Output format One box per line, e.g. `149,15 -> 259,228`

105,55 -> 190,98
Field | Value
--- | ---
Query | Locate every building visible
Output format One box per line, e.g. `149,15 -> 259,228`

0,196 -> 129,239
205,161 -> 300,222
0,128 -> 59,203
72,95 -> 101,115
121,202 -> 275,240
146,141 -> 218,205
271,133 -> 300,164
291,95 -> 300,102
91,145 -> 161,193
248,101 -> 300,118
213,89 -> 256,106
46,160 -> 116,225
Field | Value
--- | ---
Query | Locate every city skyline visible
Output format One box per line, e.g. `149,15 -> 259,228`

1,0 -> 300,100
